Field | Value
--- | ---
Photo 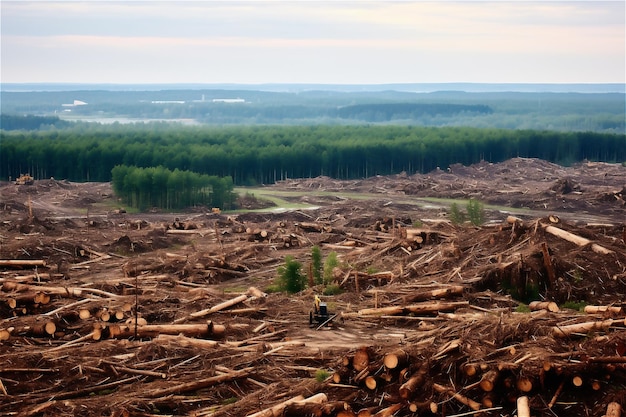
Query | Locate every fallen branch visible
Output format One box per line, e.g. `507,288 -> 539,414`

174,294 -> 249,323
144,368 -> 250,397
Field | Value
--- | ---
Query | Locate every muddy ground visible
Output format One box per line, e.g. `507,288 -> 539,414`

1,158 -> 625,417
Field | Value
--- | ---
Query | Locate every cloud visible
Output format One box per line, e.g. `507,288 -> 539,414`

1,0 -> 624,83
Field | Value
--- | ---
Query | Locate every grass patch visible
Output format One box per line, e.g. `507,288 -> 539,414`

265,283 -> 282,294
315,369 -> 331,382
223,286 -> 249,293
561,301 -> 588,312
323,284 -> 343,296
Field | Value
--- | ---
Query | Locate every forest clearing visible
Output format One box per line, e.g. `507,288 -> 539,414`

1,157 -> 625,417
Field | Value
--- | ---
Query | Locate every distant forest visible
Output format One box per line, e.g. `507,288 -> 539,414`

2,123 -> 624,185
1,88 -> 624,133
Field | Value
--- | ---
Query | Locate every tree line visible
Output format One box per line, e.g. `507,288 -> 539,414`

111,165 -> 235,210
336,103 -> 492,121
1,114 -> 70,131
1,124 -> 624,185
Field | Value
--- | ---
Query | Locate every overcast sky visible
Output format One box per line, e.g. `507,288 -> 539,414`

1,1 -> 624,85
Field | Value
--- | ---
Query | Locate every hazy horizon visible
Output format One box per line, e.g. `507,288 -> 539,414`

2,81 -> 625,94
1,1 -> 624,85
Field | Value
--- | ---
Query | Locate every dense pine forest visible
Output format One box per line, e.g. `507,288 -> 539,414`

2,123 -> 624,187
111,165 -> 235,211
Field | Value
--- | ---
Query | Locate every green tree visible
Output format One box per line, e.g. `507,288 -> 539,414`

323,251 -> 339,285
466,199 -> 485,226
311,246 -> 323,285
276,256 -> 306,294
449,203 -> 466,225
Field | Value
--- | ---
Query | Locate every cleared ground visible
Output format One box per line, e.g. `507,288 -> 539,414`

1,158 -> 625,417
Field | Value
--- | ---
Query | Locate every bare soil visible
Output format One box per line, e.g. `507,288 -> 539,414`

1,158 -> 625,417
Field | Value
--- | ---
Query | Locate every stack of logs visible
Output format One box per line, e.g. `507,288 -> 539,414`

269,335 -> 625,417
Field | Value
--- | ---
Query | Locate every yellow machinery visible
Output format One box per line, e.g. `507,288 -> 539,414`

15,174 -> 34,185
310,295 -> 332,327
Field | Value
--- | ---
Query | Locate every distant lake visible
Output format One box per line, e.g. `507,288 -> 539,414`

59,116 -> 201,125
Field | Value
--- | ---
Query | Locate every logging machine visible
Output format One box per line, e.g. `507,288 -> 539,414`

310,295 -> 335,328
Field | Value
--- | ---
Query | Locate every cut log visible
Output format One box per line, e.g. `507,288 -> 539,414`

1,281 -> 119,298
551,319 -> 614,338
529,301 -> 560,313
516,377 -> 533,392
517,396 -> 530,417
247,393 -> 324,417
296,222 -> 329,233
364,376 -> 377,390
352,347 -> 370,372
0,328 -> 14,341
104,321 -> 225,339
284,400 -> 348,417
544,225 -> 613,255
402,285 -> 464,303
153,334 -> 219,349
98,309 -> 111,322
482,392 -> 496,408
13,321 -> 57,337
247,228 -> 269,240
79,309 -> 91,320
383,348 -> 409,370
462,363 -> 481,377
399,373 -> 425,399
246,286 -> 267,298
166,228 -> 214,236
0,259 -> 46,267
333,369 -> 349,384
342,301 -> 468,318
353,365 -> 372,384
433,383 -> 481,411
584,305 -> 623,315
479,370 -> 499,392
372,403 -> 403,417
606,402 -> 622,417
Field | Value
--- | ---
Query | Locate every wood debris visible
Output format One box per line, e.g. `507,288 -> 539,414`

1,158 -> 625,416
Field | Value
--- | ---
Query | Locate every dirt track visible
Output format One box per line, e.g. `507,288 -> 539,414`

1,158 -> 625,417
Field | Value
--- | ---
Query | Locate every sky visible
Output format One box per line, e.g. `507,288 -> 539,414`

1,1 -> 625,85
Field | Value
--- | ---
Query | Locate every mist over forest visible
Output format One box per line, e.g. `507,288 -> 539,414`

2,83 -> 624,133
